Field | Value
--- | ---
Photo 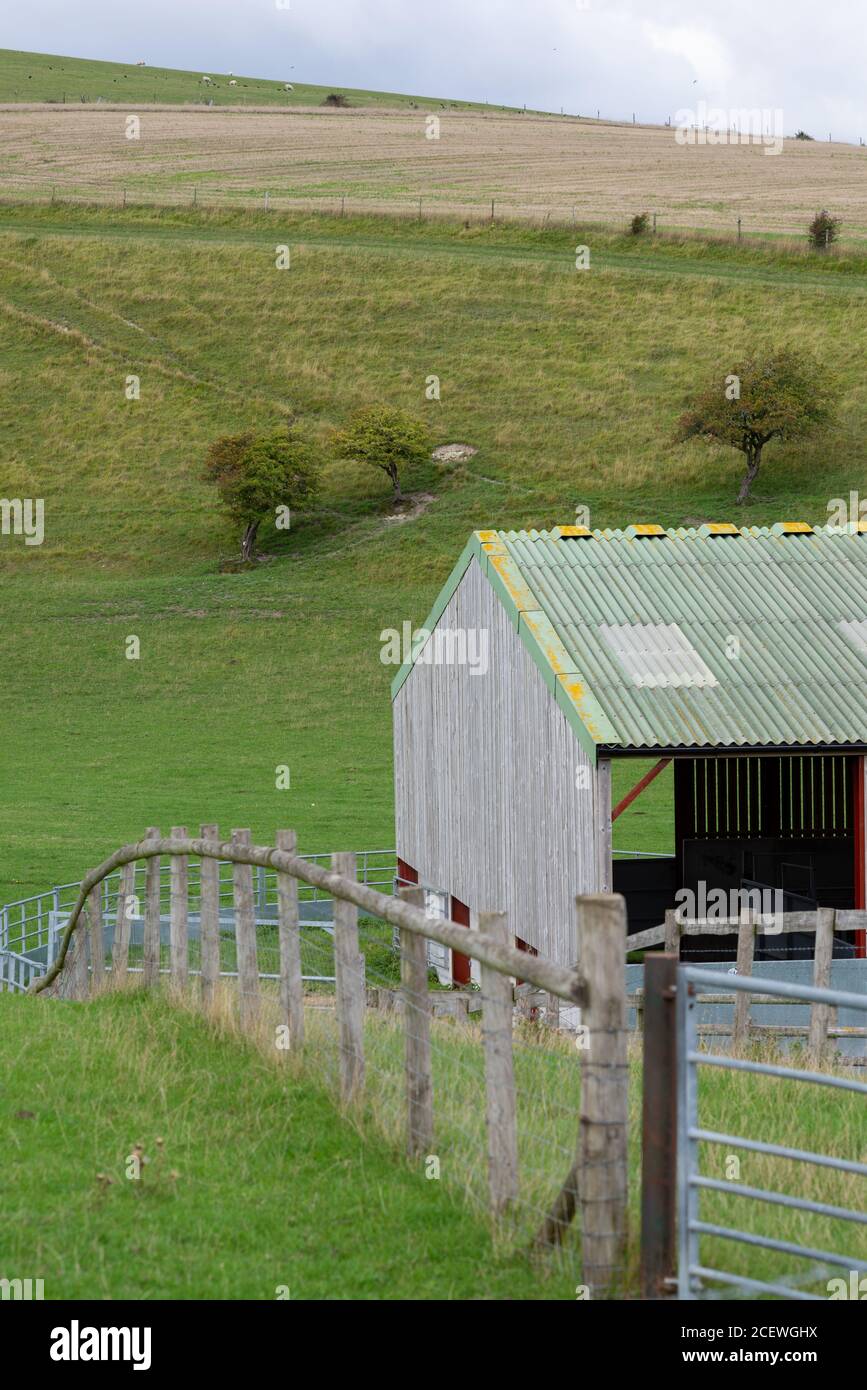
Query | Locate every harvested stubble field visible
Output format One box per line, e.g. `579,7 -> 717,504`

3,104 -> 867,237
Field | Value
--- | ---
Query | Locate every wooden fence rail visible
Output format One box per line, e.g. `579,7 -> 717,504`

28,828 -> 623,1293
630,908 -> 867,954
632,908 -> 867,1062
34,832 -> 586,1004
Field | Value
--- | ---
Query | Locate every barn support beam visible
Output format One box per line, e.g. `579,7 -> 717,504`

396,857 -> 418,887
450,894 -> 472,985
855,758 -> 866,959
612,757 -> 671,823
596,758 -> 613,893
640,952 -> 678,1298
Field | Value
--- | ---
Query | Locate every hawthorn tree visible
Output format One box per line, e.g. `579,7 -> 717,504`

674,350 -> 835,505
333,404 -> 432,504
203,429 -> 322,560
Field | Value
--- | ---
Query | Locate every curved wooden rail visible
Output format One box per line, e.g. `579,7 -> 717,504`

30,834 -> 586,1004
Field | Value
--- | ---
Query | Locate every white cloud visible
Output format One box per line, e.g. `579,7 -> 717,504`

642,23 -> 732,88
4,0 -> 866,142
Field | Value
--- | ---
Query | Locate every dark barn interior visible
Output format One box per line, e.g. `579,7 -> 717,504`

614,753 -> 861,961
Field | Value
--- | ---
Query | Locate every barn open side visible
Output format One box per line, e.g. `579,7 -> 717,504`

392,523 -> 867,977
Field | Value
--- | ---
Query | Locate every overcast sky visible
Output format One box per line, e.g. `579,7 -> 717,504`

8,0 -> 866,141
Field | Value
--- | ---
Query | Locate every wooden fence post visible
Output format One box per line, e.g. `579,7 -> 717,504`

664,907 -> 681,956
398,886 -> 433,1157
56,913 -> 90,1000
199,824 -> 220,1008
579,893 -> 629,1297
733,910 -> 756,1046
332,851 -> 366,1105
809,907 -> 836,1062
87,886 -> 104,996
276,829 -> 304,1051
170,826 -> 189,991
634,988 -> 645,1034
143,826 -> 162,987
232,829 -> 259,1031
112,859 -> 135,980
480,910 -> 518,1215
640,952 -> 678,1299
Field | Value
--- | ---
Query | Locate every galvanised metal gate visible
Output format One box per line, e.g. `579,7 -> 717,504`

677,966 -> 867,1300
0,850 -> 398,993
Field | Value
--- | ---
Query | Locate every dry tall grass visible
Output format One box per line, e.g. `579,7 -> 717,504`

159,970 -> 864,1297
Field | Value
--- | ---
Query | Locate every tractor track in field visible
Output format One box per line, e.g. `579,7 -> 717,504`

2,214 -> 867,297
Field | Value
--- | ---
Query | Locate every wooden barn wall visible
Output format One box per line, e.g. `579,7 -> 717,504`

393,556 -> 598,964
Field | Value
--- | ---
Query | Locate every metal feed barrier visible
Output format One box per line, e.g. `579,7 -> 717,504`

0,949 -> 44,993
0,850 -> 398,993
677,966 -> 867,1301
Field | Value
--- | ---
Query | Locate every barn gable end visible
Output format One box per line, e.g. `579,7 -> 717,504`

393,523 -> 867,966
393,554 -> 600,962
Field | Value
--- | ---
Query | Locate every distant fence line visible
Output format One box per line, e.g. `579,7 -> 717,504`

0,179 -> 856,247
34,829 -> 584,1002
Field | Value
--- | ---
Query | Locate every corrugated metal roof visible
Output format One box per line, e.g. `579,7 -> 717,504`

493,525 -> 867,751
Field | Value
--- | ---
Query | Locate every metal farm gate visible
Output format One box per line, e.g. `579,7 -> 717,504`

676,967 -> 867,1300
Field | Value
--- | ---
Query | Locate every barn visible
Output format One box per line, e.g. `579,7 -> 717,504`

392,523 -> 867,980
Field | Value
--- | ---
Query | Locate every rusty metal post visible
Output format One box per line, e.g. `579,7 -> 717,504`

640,952 -> 678,1299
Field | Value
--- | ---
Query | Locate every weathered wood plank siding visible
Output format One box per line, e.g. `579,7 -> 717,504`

393,556 -> 598,964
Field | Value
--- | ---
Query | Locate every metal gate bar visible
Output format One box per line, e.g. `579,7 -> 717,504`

677,964 -> 867,1301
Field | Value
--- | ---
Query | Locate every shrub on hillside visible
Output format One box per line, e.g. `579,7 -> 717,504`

333,404 -> 432,504
808,209 -> 841,249
630,211 -> 650,236
322,93 -> 350,108
203,429 -> 322,561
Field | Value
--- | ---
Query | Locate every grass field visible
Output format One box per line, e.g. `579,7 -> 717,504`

2,203 -> 867,900
2,985 -> 863,1298
0,989 -> 577,1299
0,47 -> 502,112
2,50 -> 867,237
2,45 -> 865,1310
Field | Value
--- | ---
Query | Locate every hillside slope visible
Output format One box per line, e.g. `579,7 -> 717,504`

1,207 -> 866,900
0,47 -> 513,112
1,52 -> 866,237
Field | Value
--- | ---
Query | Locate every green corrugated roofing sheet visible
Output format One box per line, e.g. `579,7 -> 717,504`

394,524 -> 867,755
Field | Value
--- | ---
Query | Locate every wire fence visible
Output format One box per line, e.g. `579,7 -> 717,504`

7,829 -> 865,1298
1,177 -> 862,249
24,828 -> 632,1296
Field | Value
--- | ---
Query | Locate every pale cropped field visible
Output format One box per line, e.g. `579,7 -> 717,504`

2,105 -> 867,236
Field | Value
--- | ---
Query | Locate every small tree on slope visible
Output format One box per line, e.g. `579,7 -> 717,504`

333,404 -> 432,504
674,350 -> 835,505
203,430 -> 322,560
